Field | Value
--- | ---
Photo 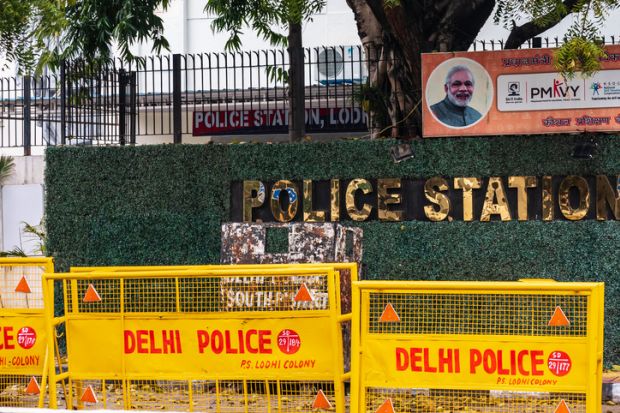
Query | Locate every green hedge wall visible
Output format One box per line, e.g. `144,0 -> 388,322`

45,134 -> 619,364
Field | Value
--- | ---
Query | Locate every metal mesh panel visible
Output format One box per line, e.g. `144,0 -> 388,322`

56,268 -> 346,412
128,380 -> 190,411
66,279 -> 121,313
67,273 -> 330,314
189,380 -> 218,411
69,379 -> 337,412
68,379 -> 123,410
279,381 -> 336,412
0,375 -> 43,407
124,278 -> 178,313
206,380 -> 336,413
368,292 -> 588,336
179,277 -> 221,312
0,260 -> 51,409
365,388 -> 587,413
0,265 -> 46,309
217,380 -> 249,413
218,274 -> 330,313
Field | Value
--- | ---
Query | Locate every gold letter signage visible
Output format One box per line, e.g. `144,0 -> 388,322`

235,176 -> 619,223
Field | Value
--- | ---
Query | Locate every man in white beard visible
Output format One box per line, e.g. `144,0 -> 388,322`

430,65 -> 482,127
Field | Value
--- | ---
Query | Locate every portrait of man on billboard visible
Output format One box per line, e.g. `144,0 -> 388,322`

430,65 -> 482,127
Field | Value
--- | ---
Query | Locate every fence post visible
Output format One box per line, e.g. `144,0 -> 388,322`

118,69 -> 126,146
23,76 -> 31,156
172,54 -> 182,144
130,71 -> 137,145
288,22 -> 305,143
60,61 -> 66,145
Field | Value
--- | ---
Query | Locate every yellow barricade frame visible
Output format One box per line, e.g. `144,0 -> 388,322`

45,263 -> 357,411
0,257 -> 54,409
351,280 -> 604,413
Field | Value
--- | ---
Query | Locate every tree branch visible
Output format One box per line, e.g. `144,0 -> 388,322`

504,0 -> 580,49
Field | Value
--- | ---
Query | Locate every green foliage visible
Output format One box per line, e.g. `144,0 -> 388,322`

495,0 -> 569,28
266,65 -> 289,84
0,0 -> 38,69
43,0 -> 171,68
0,218 -> 47,257
353,83 -> 391,137
1,0 -> 171,71
384,0 -> 401,8
0,155 -> 15,184
205,0 -> 326,50
22,220 -> 48,256
495,0 -> 620,77
554,36 -> 608,78
0,247 -> 27,257
45,135 -> 620,364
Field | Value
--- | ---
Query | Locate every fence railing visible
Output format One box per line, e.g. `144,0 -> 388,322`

470,35 -> 620,51
2,37 -> 620,154
0,64 -> 123,154
0,45 -> 369,154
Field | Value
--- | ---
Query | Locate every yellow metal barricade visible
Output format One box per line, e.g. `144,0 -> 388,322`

0,257 -> 53,408
351,280 -> 604,413
45,263 -> 356,412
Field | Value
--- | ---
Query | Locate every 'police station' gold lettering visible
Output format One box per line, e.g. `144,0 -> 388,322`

240,175 -> 619,222
424,177 -> 450,222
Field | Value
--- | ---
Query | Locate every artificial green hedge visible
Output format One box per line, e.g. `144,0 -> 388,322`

45,134 -> 619,364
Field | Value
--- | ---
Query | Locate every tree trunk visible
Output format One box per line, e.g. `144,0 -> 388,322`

346,0 -> 495,138
504,0 -> 579,49
288,21 -> 305,143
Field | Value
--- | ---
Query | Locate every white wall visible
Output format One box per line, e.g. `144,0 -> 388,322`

1,184 -> 44,254
0,156 -> 45,254
2,156 -> 44,185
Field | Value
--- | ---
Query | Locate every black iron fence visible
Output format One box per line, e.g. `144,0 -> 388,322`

0,61 -> 126,154
0,45 -> 369,154
471,35 -> 620,51
118,45 -> 368,141
3,37 -> 620,154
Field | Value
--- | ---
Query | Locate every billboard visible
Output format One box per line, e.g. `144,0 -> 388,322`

422,45 -> 620,137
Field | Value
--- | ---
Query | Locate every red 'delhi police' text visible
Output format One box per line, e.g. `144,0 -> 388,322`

123,329 -> 273,355
396,347 -> 550,376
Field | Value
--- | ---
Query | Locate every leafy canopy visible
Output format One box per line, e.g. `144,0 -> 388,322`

205,0 -> 326,50
1,0 -> 172,71
2,0 -> 327,70
0,0 -> 51,70
495,0 -> 620,77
